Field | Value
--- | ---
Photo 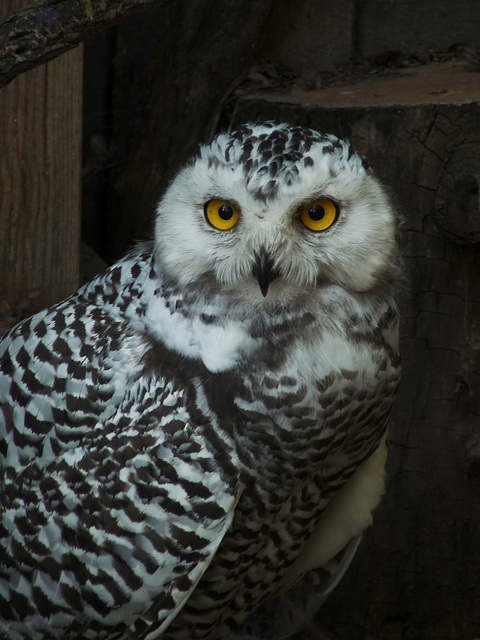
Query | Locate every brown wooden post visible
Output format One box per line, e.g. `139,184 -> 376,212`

0,0 -> 82,316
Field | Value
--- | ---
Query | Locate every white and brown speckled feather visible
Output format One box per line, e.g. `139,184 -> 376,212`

0,123 -> 401,640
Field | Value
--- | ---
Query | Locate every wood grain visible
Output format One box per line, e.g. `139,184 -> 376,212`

1,0 -> 83,313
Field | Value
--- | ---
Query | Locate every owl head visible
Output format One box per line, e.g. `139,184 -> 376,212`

154,122 -> 399,304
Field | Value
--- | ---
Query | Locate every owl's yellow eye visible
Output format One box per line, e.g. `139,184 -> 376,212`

205,200 -> 239,230
300,199 -> 337,232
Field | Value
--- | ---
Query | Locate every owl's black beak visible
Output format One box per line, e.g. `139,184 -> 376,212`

253,249 -> 278,297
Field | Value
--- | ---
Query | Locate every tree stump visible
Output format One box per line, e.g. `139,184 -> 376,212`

226,61 -> 480,639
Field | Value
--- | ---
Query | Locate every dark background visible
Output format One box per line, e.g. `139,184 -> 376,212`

3,1 -> 480,638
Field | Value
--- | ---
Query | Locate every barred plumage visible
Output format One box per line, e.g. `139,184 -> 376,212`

0,122 -> 401,639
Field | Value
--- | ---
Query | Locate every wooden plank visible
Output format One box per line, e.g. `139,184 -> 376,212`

357,0 -> 480,56
258,0 -> 354,75
0,0 -> 83,314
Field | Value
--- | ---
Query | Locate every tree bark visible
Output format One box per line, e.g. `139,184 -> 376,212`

0,0 -> 171,88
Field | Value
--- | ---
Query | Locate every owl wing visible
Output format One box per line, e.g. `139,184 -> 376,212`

1,416 -> 240,638
283,429 -> 388,586
0,297 -> 241,637
234,432 -> 388,640
0,297 -> 148,470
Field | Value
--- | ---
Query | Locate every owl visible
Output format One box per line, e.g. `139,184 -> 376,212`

0,122 -> 401,640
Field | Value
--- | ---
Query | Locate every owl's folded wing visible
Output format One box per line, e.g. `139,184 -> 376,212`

234,433 -> 388,640
0,410 -> 240,638
0,293 -> 241,638
0,297 -> 148,471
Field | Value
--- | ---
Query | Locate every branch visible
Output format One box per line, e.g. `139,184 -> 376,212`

0,0 -> 171,88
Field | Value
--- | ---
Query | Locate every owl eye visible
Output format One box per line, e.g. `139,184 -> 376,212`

300,199 -> 337,232
205,200 -> 239,230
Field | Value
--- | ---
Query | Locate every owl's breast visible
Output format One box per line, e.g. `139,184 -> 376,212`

232,316 -> 398,474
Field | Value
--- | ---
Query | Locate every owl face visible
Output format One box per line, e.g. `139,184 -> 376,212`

155,123 -> 399,303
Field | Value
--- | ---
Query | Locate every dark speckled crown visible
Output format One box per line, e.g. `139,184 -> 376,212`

201,122 -> 362,201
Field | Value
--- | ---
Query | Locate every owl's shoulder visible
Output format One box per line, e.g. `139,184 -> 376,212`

0,247 -> 161,470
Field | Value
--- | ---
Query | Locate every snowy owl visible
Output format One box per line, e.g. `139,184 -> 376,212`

0,122 -> 401,640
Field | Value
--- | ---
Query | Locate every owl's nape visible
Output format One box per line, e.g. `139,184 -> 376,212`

0,122 -> 401,640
